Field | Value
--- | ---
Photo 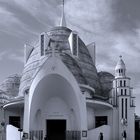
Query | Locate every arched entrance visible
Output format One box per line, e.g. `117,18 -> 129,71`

28,74 -> 86,140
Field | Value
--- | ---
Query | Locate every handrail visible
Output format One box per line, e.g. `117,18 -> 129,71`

29,130 -> 81,140
30,130 -> 43,140
66,130 -> 81,140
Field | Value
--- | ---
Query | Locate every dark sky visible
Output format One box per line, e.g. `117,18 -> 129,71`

0,0 -> 140,115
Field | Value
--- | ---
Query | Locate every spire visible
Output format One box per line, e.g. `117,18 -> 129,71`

115,55 -> 126,70
115,55 -> 126,78
60,0 -> 67,27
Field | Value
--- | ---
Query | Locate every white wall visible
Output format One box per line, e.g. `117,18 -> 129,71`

29,74 -> 85,134
24,56 -> 88,140
118,96 -> 135,140
6,125 -> 23,140
87,107 -> 95,130
112,108 -> 119,140
88,125 -> 111,140
44,97 -> 74,130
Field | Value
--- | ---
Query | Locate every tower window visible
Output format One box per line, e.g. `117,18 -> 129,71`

120,80 -> 122,87
125,89 -> 127,95
40,34 -> 45,56
125,99 -> 127,119
121,89 -> 123,95
132,99 -> 134,106
119,69 -> 123,73
122,98 -> 124,119
124,80 -> 126,87
40,33 -> 50,56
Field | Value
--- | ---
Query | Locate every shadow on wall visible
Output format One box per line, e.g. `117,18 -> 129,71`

88,125 -> 111,140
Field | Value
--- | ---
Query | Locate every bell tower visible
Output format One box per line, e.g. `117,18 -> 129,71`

112,56 -> 135,140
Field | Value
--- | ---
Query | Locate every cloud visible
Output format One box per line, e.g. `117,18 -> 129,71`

8,53 -> 24,63
0,0 -> 140,113
112,0 -> 140,33
0,0 -> 139,78
6,0 -> 60,28
65,0 -> 116,42
0,2 -> 42,37
7,50 -> 24,63
0,51 -> 7,61
64,0 -> 140,99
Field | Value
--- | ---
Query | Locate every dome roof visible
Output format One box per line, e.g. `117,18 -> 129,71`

60,53 -> 87,85
115,57 -> 126,70
19,26 -> 101,97
0,74 -> 21,97
98,71 -> 114,97
76,38 -> 101,95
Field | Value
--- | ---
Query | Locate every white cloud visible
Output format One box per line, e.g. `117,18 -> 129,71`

12,0 -> 59,27
8,52 -> 24,63
65,0 -> 115,37
0,6 -> 33,38
0,0 -> 140,114
0,51 -> 6,61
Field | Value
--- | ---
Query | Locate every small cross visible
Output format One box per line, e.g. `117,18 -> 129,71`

119,55 -> 122,59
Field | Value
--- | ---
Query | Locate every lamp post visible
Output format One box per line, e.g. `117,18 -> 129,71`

121,118 -> 127,140
1,121 -> 5,140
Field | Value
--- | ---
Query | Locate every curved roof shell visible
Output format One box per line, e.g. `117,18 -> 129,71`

98,71 -> 114,97
19,27 -> 102,97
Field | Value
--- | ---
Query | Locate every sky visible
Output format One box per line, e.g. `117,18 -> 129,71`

0,0 -> 140,115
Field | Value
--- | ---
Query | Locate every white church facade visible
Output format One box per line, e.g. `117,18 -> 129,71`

0,2 -> 135,140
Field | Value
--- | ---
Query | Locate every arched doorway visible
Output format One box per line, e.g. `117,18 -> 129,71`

28,74 -> 86,139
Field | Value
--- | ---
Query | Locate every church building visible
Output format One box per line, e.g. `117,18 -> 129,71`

0,1 -> 135,140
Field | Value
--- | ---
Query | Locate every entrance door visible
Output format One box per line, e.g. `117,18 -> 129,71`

9,116 -> 20,128
47,120 -> 66,140
95,116 -> 108,128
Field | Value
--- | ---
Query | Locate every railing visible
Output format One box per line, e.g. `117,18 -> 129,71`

29,130 -> 81,140
30,130 -> 43,140
66,131 -> 81,140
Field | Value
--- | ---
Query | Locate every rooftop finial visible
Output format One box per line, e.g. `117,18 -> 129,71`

60,0 -> 67,27
119,55 -> 122,59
